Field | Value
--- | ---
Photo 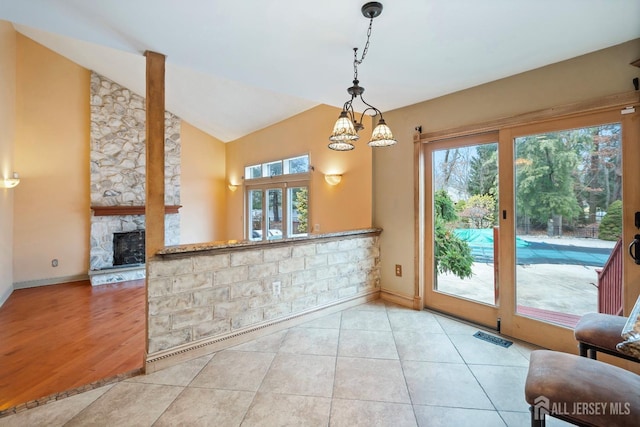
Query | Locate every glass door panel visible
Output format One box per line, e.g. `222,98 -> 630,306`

248,189 -> 264,241
432,142 -> 499,306
514,123 -> 622,327
266,188 -> 283,240
288,186 -> 308,238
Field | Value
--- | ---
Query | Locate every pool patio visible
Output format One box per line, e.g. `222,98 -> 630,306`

436,235 -> 617,327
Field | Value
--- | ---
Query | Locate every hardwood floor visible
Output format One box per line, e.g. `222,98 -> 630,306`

0,279 -> 145,411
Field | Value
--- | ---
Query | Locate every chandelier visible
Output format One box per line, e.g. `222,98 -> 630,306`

328,2 -> 397,151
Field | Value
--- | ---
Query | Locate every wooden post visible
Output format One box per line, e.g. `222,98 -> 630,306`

144,51 -> 166,261
144,51 -> 165,366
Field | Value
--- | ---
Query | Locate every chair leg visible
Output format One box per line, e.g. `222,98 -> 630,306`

530,406 -> 545,427
588,348 -> 597,360
578,342 -> 587,357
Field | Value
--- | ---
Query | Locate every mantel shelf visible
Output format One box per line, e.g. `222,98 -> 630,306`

91,205 -> 182,216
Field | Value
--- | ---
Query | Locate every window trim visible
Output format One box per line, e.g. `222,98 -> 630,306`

417,91 -> 639,143
243,172 -> 310,187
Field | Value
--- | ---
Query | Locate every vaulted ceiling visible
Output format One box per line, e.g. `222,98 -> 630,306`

2,0 -> 639,142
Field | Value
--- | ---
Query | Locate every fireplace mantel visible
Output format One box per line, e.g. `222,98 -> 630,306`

91,205 -> 182,216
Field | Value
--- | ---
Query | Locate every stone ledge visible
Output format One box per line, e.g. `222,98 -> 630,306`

156,227 -> 383,257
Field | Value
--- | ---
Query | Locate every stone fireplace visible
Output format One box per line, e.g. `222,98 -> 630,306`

88,72 -> 181,285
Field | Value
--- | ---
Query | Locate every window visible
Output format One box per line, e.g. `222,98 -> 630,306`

245,155 -> 310,241
284,155 -> 309,174
245,154 -> 309,179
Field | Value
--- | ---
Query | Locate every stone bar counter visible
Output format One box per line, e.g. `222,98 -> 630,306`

146,228 -> 382,371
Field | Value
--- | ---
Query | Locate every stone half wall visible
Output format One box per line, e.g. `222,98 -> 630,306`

146,233 -> 381,357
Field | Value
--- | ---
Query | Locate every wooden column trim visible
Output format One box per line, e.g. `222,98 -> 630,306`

144,50 -> 166,365
622,108 -> 640,316
144,51 -> 166,260
413,130 -> 423,310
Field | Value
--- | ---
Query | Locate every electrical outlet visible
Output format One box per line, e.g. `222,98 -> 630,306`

52,259 -> 59,267
272,281 -> 281,296
395,264 -> 402,277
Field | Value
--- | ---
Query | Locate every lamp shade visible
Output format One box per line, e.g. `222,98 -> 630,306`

328,140 -> 355,151
1,172 -> 20,189
324,174 -> 342,186
367,118 -> 397,147
329,111 -> 359,148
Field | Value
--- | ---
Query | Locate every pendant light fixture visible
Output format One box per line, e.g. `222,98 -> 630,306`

328,2 -> 397,151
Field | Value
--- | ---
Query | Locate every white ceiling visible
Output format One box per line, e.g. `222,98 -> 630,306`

2,0 -> 639,142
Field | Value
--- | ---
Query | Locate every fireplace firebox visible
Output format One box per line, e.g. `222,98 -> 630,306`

113,230 -> 145,266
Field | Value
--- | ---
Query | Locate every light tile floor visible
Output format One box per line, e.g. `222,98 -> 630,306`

0,301 -> 574,427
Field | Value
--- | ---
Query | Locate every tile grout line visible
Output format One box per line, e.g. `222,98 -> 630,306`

149,353 -> 218,426
0,368 -> 142,419
432,311 -> 508,423
327,309 -> 343,426
237,326 -> 288,425
387,303 -> 422,426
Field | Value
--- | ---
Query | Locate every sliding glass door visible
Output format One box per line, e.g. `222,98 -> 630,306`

422,108 -> 634,351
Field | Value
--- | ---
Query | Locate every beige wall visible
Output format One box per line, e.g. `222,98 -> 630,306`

13,34 -> 91,285
6,24 -> 638,303
0,21 -> 16,305
225,105 -> 373,240
9,32 -> 228,285
374,39 -> 640,299
180,120 -> 227,243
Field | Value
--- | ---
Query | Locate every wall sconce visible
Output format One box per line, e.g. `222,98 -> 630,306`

324,174 -> 342,186
228,183 -> 239,192
1,172 -> 20,189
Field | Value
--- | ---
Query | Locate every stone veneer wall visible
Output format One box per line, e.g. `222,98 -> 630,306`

90,214 -> 180,270
89,72 -> 181,270
147,234 -> 381,355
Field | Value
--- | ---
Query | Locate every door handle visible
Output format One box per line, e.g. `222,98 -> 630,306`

629,234 -> 640,265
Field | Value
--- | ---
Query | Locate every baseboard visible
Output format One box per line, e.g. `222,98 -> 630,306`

13,274 -> 89,290
0,285 -> 12,308
145,289 -> 381,373
380,288 -> 416,309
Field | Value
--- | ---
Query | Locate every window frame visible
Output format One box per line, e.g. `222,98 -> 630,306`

245,173 -> 311,242
245,154 -> 310,181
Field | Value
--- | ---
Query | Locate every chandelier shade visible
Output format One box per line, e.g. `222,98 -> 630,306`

328,140 -> 356,151
329,111 -> 359,142
367,118 -> 397,147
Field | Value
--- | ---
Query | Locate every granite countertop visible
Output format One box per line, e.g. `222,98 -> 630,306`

157,228 -> 382,256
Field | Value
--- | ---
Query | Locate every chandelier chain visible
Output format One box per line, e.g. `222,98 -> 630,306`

353,17 -> 374,80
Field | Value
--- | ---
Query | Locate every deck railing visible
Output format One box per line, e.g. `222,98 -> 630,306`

597,238 -> 623,315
